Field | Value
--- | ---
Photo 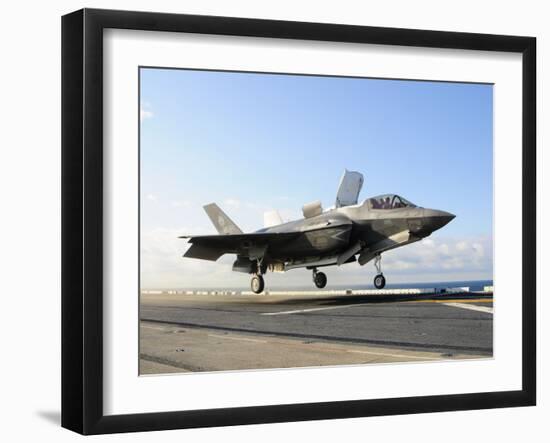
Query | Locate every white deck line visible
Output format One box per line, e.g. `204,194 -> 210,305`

261,303 -> 365,316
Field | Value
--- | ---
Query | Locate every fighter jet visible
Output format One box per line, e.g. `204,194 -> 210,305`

180,170 -> 455,293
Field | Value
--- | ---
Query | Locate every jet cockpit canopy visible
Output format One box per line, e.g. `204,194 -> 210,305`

367,194 -> 416,210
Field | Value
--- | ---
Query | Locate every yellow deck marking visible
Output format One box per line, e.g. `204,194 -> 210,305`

443,302 -> 493,314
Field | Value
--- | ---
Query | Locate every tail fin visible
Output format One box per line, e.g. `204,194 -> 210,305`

203,203 -> 243,235
263,210 -> 283,228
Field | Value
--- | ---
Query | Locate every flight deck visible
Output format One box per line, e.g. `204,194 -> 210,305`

139,287 -> 493,375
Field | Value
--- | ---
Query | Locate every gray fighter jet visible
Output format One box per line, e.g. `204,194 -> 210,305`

180,170 -> 455,293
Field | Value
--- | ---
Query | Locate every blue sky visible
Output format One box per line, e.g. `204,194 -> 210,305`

140,68 -> 493,289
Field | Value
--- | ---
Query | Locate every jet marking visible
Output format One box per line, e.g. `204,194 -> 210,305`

330,228 -> 350,242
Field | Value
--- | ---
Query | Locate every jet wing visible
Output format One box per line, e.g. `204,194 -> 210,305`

180,232 -> 300,261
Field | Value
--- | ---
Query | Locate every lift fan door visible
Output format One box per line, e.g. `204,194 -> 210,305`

335,170 -> 364,208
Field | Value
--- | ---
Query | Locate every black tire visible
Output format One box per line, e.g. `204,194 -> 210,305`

251,275 -> 265,294
314,272 -> 327,289
374,274 -> 386,289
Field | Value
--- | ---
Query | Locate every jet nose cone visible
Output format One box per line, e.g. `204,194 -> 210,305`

423,209 -> 456,232
436,210 -> 456,226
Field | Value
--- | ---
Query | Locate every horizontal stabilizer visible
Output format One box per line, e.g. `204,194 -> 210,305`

179,231 -> 300,256
184,244 -> 225,261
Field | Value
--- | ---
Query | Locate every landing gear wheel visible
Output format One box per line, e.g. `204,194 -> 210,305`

251,274 -> 265,294
374,274 -> 386,290
313,271 -> 327,289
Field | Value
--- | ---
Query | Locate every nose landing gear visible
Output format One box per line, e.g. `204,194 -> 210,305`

374,273 -> 386,289
373,254 -> 386,289
312,268 -> 327,289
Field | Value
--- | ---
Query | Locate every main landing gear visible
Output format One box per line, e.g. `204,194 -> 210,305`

250,274 -> 265,294
250,258 -> 266,294
312,268 -> 327,289
373,254 -> 386,289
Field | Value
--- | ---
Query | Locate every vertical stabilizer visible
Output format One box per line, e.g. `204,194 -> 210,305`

264,210 -> 284,228
203,203 -> 243,235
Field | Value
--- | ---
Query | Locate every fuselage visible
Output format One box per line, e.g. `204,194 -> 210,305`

254,195 -> 455,266
182,175 -> 455,294
183,190 -> 455,291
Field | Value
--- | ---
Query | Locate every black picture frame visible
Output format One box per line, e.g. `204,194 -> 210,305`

61,8 -> 536,435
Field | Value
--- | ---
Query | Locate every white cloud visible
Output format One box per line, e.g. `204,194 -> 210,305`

223,198 -> 242,209
140,109 -> 153,122
381,235 -> 492,276
472,242 -> 484,257
140,102 -> 153,122
422,238 -> 434,247
170,200 -> 191,208
438,243 -> 450,255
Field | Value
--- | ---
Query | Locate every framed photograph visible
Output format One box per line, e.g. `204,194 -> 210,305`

61,8 -> 536,434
